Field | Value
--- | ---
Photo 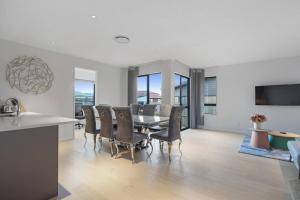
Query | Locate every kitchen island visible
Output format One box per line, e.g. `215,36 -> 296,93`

0,112 -> 76,200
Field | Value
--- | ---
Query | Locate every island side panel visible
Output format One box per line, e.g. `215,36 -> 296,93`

0,125 -> 58,200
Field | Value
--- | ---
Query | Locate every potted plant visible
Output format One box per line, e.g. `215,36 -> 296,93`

250,114 -> 266,129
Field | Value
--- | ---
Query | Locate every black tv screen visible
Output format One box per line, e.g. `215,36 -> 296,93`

255,84 -> 300,105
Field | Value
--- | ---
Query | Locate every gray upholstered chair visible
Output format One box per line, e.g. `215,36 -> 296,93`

130,104 -> 140,115
75,103 -> 85,129
112,107 -> 153,163
158,104 -> 172,117
150,104 -> 172,131
82,106 -> 100,150
150,106 -> 184,161
130,104 -> 142,132
140,104 -> 157,116
95,105 -> 115,156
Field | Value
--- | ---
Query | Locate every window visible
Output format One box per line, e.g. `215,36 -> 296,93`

137,76 -> 148,105
174,74 -> 190,130
75,80 -> 95,105
204,77 -> 217,115
137,73 -> 161,105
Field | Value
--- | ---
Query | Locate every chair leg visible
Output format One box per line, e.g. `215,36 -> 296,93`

147,138 -> 153,157
109,140 -> 114,157
98,136 -> 103,149
179,138 -> 182,156
130,144 -> 135,164
168,142 -> 172,162
93,134 -> 97,150
114,143 -> 119,159
84,132 -> 87,147
289,154 -> 292,162
159,140 -> 164,150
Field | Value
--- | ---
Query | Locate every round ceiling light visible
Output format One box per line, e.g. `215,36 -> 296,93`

114,35 -> 130,44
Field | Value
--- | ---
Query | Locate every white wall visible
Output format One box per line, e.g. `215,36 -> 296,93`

75,68 -> 96,81
0,39 -> 122,140
138,60 -> 172,104
204,57 -> 300,134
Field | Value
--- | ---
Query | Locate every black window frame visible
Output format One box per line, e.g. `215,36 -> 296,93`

204,76 -> 217,115
137,73 -> 161,105
174,73 -> 190,130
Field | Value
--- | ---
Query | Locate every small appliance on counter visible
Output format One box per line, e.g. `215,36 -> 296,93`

0,98 -> 20,116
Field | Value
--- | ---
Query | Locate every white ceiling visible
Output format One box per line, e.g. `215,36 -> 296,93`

1,0 -> 300,68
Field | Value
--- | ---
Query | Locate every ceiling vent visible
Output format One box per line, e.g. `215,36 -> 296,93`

114,35 -> 130,44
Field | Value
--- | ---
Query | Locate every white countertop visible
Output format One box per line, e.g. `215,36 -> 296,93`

0,112 -> 77,132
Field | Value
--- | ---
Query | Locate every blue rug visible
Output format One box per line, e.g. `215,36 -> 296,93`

239,134 -> 290,161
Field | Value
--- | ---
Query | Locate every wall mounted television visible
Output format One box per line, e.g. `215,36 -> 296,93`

255,84 -> 300,105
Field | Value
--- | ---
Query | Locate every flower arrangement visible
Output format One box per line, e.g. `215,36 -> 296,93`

250,114 -> 267,123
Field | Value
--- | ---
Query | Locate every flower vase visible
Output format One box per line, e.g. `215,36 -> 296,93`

253,122 -> 261,130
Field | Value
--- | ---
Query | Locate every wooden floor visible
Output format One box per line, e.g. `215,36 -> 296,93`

59,129 -> 292,200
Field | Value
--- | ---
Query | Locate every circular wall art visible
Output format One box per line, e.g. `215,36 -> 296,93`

6,56 -> 54,94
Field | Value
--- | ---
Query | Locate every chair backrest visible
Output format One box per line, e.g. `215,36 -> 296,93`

75,103 -> 83,116
158,104 -> 172,117
168,106 -> 184,141
112,107 -> 134,143
130,104 -> 140,115
82,106 -> 97,134
96,105 -> 113,139
141,104 -> 157,116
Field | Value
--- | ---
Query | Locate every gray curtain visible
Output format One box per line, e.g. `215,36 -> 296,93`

190,68 -> 205,128
128,66 -> 139,105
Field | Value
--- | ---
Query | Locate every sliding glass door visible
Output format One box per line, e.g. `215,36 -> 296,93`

137,73 -> 162,105
174,74 -> 190,130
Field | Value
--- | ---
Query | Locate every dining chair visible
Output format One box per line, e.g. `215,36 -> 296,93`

95,105 -> 115,156
74,103 -> 85,129
158,104 -> 172,117
150,104 -> 172,132
130,104 -> 140,115
112,107 -> 153,163
140,104 -> 157,116
82,106 -> 100,150
150,106 -> 184,161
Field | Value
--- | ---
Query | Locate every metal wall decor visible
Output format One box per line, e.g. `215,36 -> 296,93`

6,56 -> 54,94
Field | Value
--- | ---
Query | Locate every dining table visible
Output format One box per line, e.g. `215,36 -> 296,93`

132,115 -> 169,128
99,114 -> 169,149
94,106 -> 169,128
107,115 -> 169,127
132,115 -> 169,149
